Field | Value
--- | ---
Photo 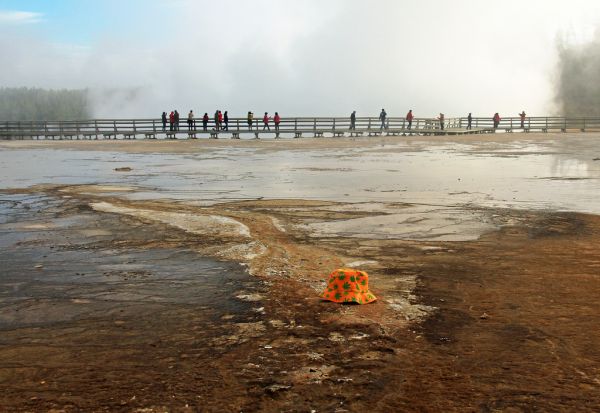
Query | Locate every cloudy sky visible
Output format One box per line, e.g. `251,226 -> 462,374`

1,0 -> 600,117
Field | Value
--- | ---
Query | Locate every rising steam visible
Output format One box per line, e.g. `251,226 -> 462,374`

555,33 -> 600,116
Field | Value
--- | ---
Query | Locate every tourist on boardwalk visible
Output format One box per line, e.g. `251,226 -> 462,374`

202,113 -> 209,131
350,111 -> 356,130
406,110 -> 414,130
162,112 -> 167,131
169,111 -> 175,131
214,110 -> 220,131
274,112 -> 281,132
218,111 -> 224,130
493,113 -> 500,129
247,111 -> 254,130
467,113 -> 472,130
493,113 -> 501,129
263,112 -> 271,131
174,110 -> 180,131
379,109 -> 387,130
187,110 -> 194,131
223,111 -> 229,131
438,113 -> 445,131
519,111 -> 526,129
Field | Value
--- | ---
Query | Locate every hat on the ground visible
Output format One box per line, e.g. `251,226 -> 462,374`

321,268 -> 377,304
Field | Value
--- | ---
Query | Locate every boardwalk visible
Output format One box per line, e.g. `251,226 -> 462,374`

2,116 -> 600,140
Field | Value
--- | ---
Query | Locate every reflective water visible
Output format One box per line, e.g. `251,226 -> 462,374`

1,137 -> 599,213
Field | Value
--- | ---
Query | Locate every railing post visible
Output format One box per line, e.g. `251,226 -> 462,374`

153,119 -> 156,133
237,119 -> 240,131
333,118 -> 336,131
545,117 -> 548,132
133,120 -> 137,134
295,119 -> 297,131
313,118 -> 316,131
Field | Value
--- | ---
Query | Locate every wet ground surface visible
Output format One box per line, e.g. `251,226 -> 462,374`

1,135 -> 600,411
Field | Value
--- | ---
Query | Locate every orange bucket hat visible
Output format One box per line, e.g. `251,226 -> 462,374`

321,268 -> 377,304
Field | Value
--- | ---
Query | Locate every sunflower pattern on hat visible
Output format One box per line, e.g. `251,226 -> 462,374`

321,268 -> 377,304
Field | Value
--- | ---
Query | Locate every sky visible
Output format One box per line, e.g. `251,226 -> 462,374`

1,0 -> 600,117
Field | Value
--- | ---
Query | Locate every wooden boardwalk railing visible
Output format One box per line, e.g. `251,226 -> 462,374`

1,116 -> 600,140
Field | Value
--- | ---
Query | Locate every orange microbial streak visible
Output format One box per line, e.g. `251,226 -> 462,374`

321,269 -> 377,305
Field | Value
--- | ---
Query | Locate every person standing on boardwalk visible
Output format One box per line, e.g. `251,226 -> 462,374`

406,110 -> 414,130
202,113 -> 209,131
214,110 -> 220,131
274,112 -> 281,132
438,113 -> 445,131
263,112 -> 271,131
350,111 -> 356,130
174,110 -> 180,131
379,109 -> 387,130
162,112 -> 167,131
467,113 -> 472,130
169,111 -> 175,132
187,110 -> 194,131
218,111 -> 224,130
493,113 -> 501,129
519,111 -> 526,129
247,111 -> 254,130
223,111 -> 229,131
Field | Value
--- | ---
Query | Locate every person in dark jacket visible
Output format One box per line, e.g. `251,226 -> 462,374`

467,113 -> 472,130
174,110 -> 180,131
247,112 -> 254,130
350,111 -> 356,130
202,113 -> 209,131
223,111 -> 229,131
162,112 -> 167,131
214,110 -> 220,131
379,109 -> 387,130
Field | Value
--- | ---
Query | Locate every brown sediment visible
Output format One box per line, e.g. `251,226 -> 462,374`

1,186 -> 600,412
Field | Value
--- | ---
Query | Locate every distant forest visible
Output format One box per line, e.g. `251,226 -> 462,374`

0,87 -> 91,121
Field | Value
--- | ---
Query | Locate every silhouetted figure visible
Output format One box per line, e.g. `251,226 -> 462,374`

263,112 -> 270,131
174,110 -> 180,131
493,113 -> 501,129
519,111 -> 526,129
438,113 -> 445,131
214,110 -> 220,131
379,109 -> 387,130
467,113 -> 472,130
223,111 -> 229,131
187,110 -> 194,131
162,112 -> 167,131
406,110 -> 414,130
274,112 -> 281,132
247,112 -> 254,130
202,113 -> 209,131
350,111 -> 356,130
169,111 -> 175,132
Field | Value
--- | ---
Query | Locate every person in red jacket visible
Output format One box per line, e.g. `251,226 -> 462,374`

218,111 -> 223,130
274,112 -> 281,132
406,110 -> 414,130
263,112 -> 271,131
202,113 -> 209,131
169,111 -> 175,132
493,113 -> 501,129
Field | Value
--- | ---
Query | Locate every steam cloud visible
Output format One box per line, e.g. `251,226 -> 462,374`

1,0 -> 599,118
555,33 -> 600,116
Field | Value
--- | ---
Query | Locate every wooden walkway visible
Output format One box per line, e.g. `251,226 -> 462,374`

1,116 -> 599,140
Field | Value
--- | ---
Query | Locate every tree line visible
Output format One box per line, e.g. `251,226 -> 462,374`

0,87 -> 91,121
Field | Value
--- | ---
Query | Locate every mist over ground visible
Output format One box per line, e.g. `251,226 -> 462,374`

1,0 -> 600,119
